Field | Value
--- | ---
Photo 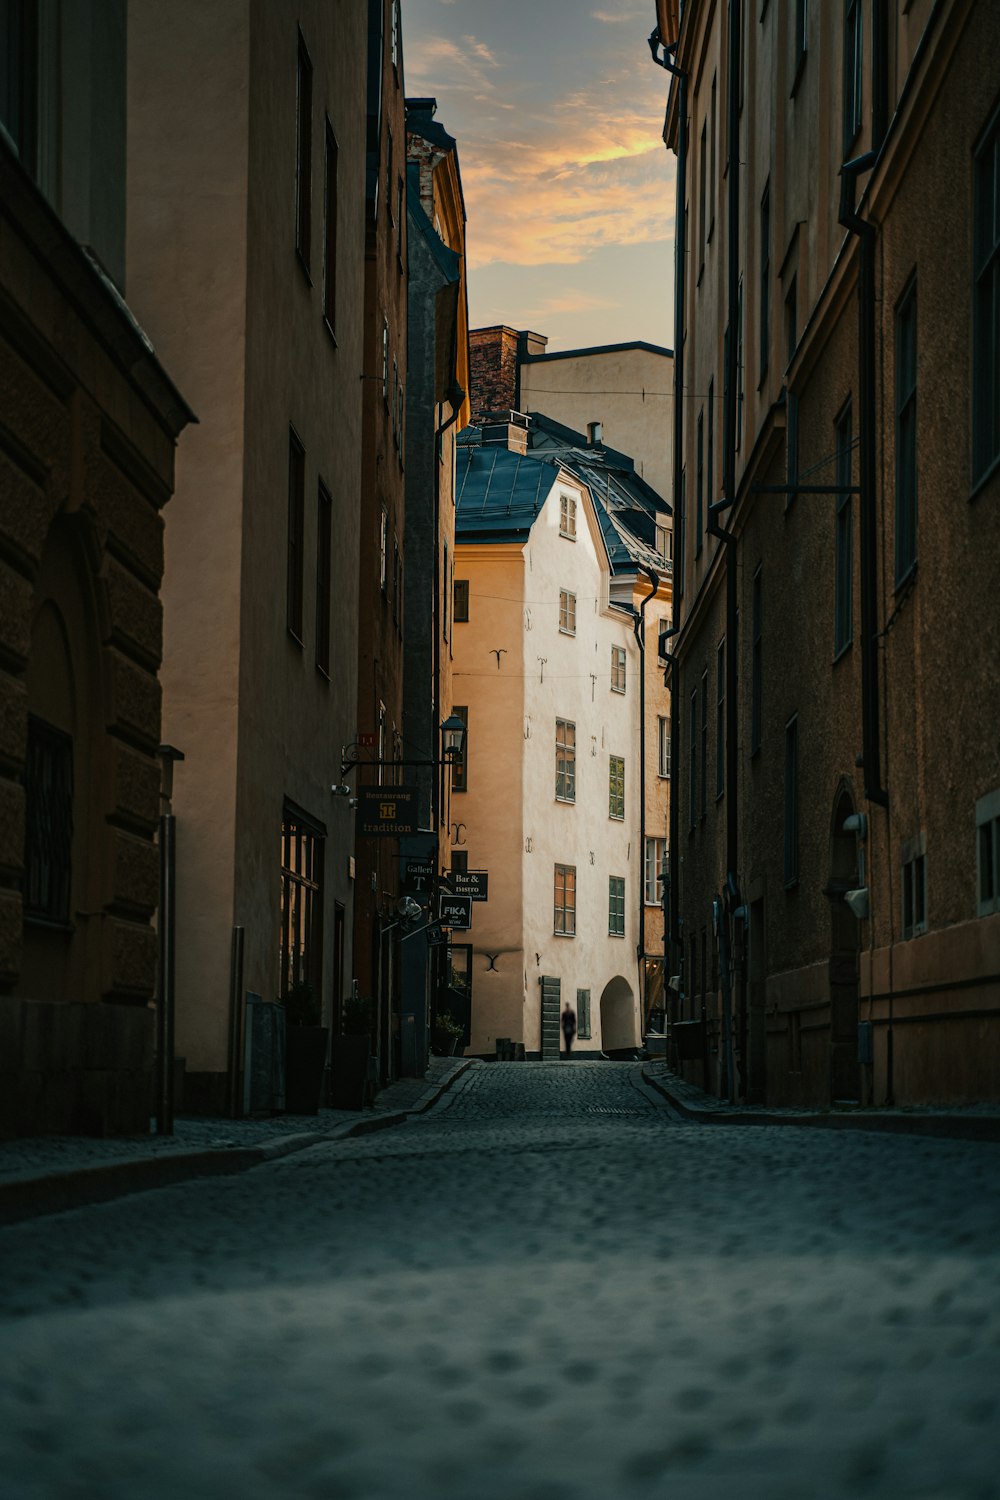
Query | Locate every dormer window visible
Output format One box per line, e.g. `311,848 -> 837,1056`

559,493 -> 577,539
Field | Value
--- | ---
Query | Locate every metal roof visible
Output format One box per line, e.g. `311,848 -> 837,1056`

455,444 -> 555,542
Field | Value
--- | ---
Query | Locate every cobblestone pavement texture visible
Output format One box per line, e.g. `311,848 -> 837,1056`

2,1060 -> 999,1500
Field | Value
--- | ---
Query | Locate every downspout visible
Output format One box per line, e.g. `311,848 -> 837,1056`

634,565 -> 661,1034
648,27 -> 686,1009
704,0 -> 741,1099
433,382 -> 466,822
839,153 -> 888,809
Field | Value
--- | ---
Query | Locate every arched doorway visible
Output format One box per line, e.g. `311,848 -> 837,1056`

599,975 -> 637,1055
828,783 -> 861,1104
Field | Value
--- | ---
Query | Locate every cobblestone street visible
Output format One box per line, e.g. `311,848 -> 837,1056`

2,1062 -> 998,1499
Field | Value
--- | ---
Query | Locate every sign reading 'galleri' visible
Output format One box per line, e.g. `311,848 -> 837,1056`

356,787 -> 419,836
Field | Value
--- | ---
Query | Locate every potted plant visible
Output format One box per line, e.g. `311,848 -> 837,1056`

282,981 -> 329,1115
432,1011 -> 465,1057
330,989 -> 372,1110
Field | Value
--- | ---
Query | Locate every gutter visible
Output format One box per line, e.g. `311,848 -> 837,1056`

634,565 -> 661,1029
433,382 -> 467,821
648,26 -> 686,1010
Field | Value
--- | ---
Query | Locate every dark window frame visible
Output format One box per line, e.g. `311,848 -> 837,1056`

451,705 -> 468,792
843,0 -> 863,153
322,118 -> 338,338
834,400 -> 854,658
716,637 -> 725,799
315,479 -> 332,675
895,276 -> 918,587
760,181 -> 771,384
784,715 -> 799,888
973,102 -> 1000,487
608,875 -> 626,937
23,715 -> 73,926
295,29 -> 313,279
751,565 -> 762,755
287,427 -> 306,643
453,578 -> 470,622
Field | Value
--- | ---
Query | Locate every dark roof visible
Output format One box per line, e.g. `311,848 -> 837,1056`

406,167 -> 460,287
455,445 -> 555,542
520,339 -> 673,364
456,414 -> 671,579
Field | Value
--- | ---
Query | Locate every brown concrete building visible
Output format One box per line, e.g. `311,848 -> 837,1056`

0,2 -> 192,1135
127,1 -> 368,1111
398,98 -> 471,1070
351,0 -> 409,1085
653,0 -> 1000,1105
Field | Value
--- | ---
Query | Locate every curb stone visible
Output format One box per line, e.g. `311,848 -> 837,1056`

642,1065 -> 1000,1142
0,1058 -> 474,1227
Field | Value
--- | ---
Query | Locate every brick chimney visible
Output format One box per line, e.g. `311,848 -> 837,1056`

469,326 -> 548,424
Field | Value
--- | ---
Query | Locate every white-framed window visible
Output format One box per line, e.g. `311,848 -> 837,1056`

611,645 -> 626,693
657,716 -> 671,778
655,523 -> 673,563
454,579 -> 469,622
609,876 -> 625,936
559,492 -> 577,539
645,837 -> 667,906
556,719 -> 576,802
558,588 -> 576,635
976,789 -> 1000,916
609,754 -> 625,820
901,833 -> 927,938
554,864 -> 576,936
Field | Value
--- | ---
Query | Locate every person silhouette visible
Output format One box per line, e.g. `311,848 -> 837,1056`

561,1000 -> 577,1059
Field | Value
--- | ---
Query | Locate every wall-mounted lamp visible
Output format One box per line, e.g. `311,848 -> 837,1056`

843,887 -> 870,920
340,714 -> 467,781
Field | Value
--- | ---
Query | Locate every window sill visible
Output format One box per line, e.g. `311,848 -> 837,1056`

558,627 -> 576,637
609,814 -> 625,823
555,795 -> 576,806
832,638 -> 853,666
559,531 -> 577,541
23,913 -> 74,936
554,930 -> 576,939
608,931 -> 625,939
658,771 -> 671,780
296,248 -> 313,287
784,876 -> 800,891
893,560 -> 917,596
287,627 -> 304,648
611,685 -> 626,696
315,663 -> 331,682
323,316 -> 337,347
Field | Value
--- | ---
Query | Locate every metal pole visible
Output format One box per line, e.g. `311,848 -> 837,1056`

227,925 -> 245,1118
157,813 -> 176,1134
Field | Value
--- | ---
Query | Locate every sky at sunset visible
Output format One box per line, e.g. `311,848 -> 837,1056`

403,0 -> 677,353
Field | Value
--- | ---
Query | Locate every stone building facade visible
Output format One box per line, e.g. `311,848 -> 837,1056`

0,2 -> 192,1135
654,0 -> 1000,1105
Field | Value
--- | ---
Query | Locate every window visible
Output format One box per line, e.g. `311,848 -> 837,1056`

280,807 -> 325,999
556,719 -> 576,802
382,320 -> 389,402
645,837 -> 667,906
392,535 -> 401,628
895,278 -> 918,585
699,121 -> 707,268
736,275 -> 745,449
760,182 -> 771,381
677,469 -> 686,598
658,716 -> 671,778
688,689 -> 698,831
396,177 -> 404,265
785,275 -> 798,366
843,0 -> 863,150
23,716 -> 73,923
700,671 -> 708,819
322,120 -> 338,334
295,30 -> 313,274
315,481 -> 332,674
554,864 -> 576,936
454,578 -> 469,622
794,0 -> 808,76
716,638 -> 725,798
0,1 -> 38,168
901,835 -> 927,937
577,988 -> 591,1039
451,706 -> 468,791
378,701 -> 387,786
835,402 -> 853,656
976,788 -> 1000,916
695,408 -> 704,557
609,754 -> 625,820
709,75 -> 717,243
751,565 -> 762,754
287,428 -> 305,641
443,541 -> 449,639
451,849 -> 469,876
558,588 -> 576,635
609,876 -> 626,936
973,108 -> 1000,483
784,716 -> 799,887
707,378 -> 714,509
611,645 -> 626,693
655,523 -> 672,563
391,358 -> 398,445
379,506 -> 388,592
559,492 -> 577,538
386,128 -> 394,222
390,0 -> 398,68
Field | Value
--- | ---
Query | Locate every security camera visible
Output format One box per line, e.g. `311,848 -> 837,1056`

843,887 -> 870,920
843,812 -> 868,839
331,783 -> 352,797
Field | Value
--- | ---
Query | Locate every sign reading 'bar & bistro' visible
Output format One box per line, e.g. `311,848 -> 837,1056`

356,787 -> 419,836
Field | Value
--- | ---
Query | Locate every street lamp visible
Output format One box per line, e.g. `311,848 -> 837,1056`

337,713 -> 466,783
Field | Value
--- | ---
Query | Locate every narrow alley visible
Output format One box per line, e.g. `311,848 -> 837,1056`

2,1063 -> 997,1500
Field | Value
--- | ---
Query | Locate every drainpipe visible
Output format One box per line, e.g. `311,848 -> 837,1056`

634,565 -> 661,1034
648,27 -> 686,1009
433,382 -> 467,821
839,153 -> 888,809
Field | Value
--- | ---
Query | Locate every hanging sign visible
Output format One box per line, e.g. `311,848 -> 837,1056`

356,787 -> 419,836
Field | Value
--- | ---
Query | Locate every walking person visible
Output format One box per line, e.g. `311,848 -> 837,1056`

561,999 -> 577,1059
